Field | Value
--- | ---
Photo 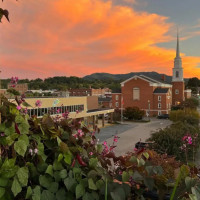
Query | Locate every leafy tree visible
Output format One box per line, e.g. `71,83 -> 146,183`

123,106 -> 145,120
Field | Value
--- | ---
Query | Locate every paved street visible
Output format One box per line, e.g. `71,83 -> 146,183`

95,118 -> 172,156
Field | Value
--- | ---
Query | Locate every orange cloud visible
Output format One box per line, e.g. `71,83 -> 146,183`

0,0 -> 200,79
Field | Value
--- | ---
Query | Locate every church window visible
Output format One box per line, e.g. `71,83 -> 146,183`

176,71 -> 179,78
175,89 -> 179,94
133,87 -> 140,100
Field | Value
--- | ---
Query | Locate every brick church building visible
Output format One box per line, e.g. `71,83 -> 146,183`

112,33 -> 191,116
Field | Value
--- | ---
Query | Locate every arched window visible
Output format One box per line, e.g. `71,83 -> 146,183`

133,87 -> 140,100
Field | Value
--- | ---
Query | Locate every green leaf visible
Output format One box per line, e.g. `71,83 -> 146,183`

64,154 -> 71,165
56,189 -> 66,200
192,187 -> 200,199
37,142 -> 47,161
11,177 -> 22,197
88,178 -> 97,190
18,122 -> 30,135
53,160 -> 63,171
185,177 -> 197,190
122,171 -> 129,182
32,186 -> 41,200
110,187 -> 126,200
17,167 -> 29,187
89,158 -> 98,168
57,153 -> 63,162
59,169 -> 68,179
189,194 -> 198,200
22,101 -> 32,108
133,171 -> 143,181
5,125 -> 15,136
0,187 -> 5,199
6,133 -> 19,146
64,177 -> 77,191
97,144 -> 103,154
143,152 -> 149,159
129,156 -> 137,163
144,177 -> 154,191
96,179 -> 104,190
39,175 -> 53,189
41,190 -> 55,200
145,166 -> 154,176
0,123 -> 5,132
15,115 -> 25,124
25,186 -> 32,199
45,165 -> 53,177
83,192 -> 94,200
0,178 -> 8,187
49,182 -> 59,193
137,158 -> 145,167
14,140 -> 27,156
19,134 -> 29,146
76,184 -> 85,199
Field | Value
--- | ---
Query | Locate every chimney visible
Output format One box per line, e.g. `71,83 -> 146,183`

161,74 -> 166,82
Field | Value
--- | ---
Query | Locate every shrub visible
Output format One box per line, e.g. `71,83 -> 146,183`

147,121 -> 200,161
181,97 -> 199,109
169,109 -> 199,126
123,107 -> 145,120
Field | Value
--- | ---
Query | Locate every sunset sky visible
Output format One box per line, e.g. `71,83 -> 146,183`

0,0 -> 200,79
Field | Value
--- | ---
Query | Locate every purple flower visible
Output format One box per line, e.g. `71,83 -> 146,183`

1,133 -> 5,137
78,129 -> 84,137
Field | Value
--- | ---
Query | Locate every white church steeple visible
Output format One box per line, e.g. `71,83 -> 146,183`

172,31 -> 184,82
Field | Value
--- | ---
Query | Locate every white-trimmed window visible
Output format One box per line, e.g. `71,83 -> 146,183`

175,89 -> 179,94
133,87 -> 140,100
115,102 -> 119,107
158,96 -> 161,101
158,111 -> 162,116
158,103 -> 161,109
116,95 -> 119,100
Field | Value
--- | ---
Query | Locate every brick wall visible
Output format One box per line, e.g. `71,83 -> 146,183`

111,93 -> 122,109
172,82 -> 185,105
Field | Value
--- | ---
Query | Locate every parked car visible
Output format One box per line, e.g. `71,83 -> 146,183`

157,114 -> 169,119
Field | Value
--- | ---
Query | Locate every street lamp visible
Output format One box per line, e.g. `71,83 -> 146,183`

147,100 -> 150,121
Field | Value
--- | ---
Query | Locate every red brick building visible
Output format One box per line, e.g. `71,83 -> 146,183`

69,88 -> 111,97
120,75 -> 172,116
115,33 -> 191,116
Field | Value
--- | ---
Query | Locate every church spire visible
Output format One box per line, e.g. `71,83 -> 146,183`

176,30 -> 180,58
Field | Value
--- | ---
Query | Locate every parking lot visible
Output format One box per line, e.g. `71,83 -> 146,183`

95,118 -> 172,156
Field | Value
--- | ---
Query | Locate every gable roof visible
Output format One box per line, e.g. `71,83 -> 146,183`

121,75 -> 172,87
153,88 -> 169,94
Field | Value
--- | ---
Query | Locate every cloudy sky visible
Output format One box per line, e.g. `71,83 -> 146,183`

0,0 -> 200,79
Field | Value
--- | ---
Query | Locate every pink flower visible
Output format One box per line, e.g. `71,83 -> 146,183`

23,108 -> 28,114
89,152 -> 93,156
182,136 -> 188,141
29,149 -> 33,155
16,106 -> 22,110
73,133 -> 78,139
134,148 -> 138,151
103,141 -> 107,146
113,135 -> 118,143
34,149 -> 38,154
78,129 -> 84,137
62,111 -> 69,119
1,133 -> 5,137
76,110 -> 79,114
35,100 -> 42,107
10,77 -> 18,87
56,109 -> 60,113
